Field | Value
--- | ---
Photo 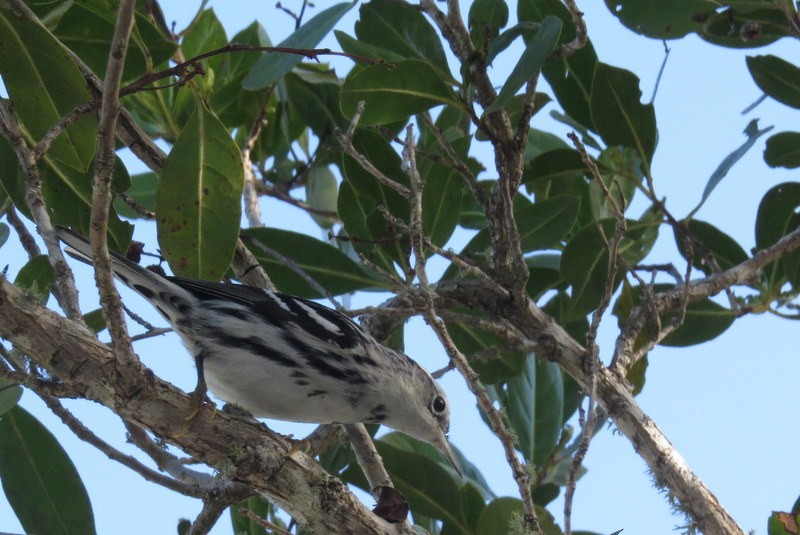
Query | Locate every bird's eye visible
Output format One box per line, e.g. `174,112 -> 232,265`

432,395 -> 446,414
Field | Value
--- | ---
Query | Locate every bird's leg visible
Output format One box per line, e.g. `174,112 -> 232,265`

176,353 -> 216,436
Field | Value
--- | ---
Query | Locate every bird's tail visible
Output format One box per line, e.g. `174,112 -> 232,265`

55,226 -> 176,297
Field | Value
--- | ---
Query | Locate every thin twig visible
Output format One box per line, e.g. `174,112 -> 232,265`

33,101 -> 99,160
551,0 -> 588,60
238,507 -> 293,535
5,207 -> 40,258
241,89 -> 274,228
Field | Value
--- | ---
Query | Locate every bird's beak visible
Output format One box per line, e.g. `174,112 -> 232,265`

432,430 -> 462,477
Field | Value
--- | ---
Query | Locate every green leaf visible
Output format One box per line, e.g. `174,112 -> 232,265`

447,196 -> 579,278
53,2 -> 176,82
486,21 -> 539,64
476,497 -> 522,535
688,119 -> 772,218
0,406 -> 96,535
446,319 -> 525,383
519,0 -> 599,130
113,172 -> 158,219
764,131 -> 800,169
486,16 -> 562,113
0,9 -> 96,170
747,55 -> 800,109
523,148 -> 589,186
342,435 -> 468,530
339,130 -> 410,272
0,221 -> 8,248
504,357 -> 564,464
181,8 -> 228,77
354,0 -> 452,79
421,164 -> 462,248
241,227 -> 383,297
242,2 -> 355,90
590,62 -> 657,167
0,139 -> 133,252
768,511 -> 800,535
673,219 -> 748,275
285,69 -> 347,138
604,0 -> 715,39
0,378 -> 22,416
755,182 -> 800,289
561,218 -> 658,317
14,255 -> 56,304
469,0 -> 509,47
230,495 -> 272,535
305,166 -> 339,229
340,60 -> 459,126
656,292 -> 735,347
157,102 -> 244,280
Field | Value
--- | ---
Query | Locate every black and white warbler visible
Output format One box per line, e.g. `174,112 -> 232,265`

57,227 -> 460,473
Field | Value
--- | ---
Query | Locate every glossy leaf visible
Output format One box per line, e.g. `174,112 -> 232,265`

113,172 -> 157,220
476,497 -> 522,535
340,60 -> 458,126
660,297 -> 735,347
755,182 -> 800,289
487,21 -> 538,64
505,357 -> 564,464
590,63 -> 657,167
285,69 -> 347,138
523,148 -> 589,186
14,255 -> 56,304
0,406 -> 96,535
341,435 -> 468,530
561,218 -> 658,317
157,102 -> 244,280
469,0 -> 509,47
421,164 -> 462,248
519,0 -> 599,130
54,2 -> 176,82
747,55 -> 800,109
243,2 -> 355,90
0,378 -> 22,416
339,130 -> 410,271
181,8 -> 228,77
353,0 -> 451,79
764,131 -> 800,169
604,0 -> 715,40
486,16 -> 562,113
241,227 -> 383,297
0,10 -> 96,171
673,219 -> 748,275
688,119 -> 772,218
305,166 -> 339,229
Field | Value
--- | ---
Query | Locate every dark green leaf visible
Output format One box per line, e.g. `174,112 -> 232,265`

561,218 -> 658,317
285,69 -> 347,138
590,63 -> 657,167
523,148 -> 589,186
82,308 -> 107,334
0,378 -> 22,416
422,165 -> 461,248
14,255 -> 55,304
505,357 -> 564,464
157,102 -> 244,280
764,131 -> 800,169
339,130 -> 410,272
305,166 -> 339,229
477,93 -> 552,142
243,2 -> 355,90
354,0 -> 451,79
700,7 -> 787,48
486,16 -> 561,113
181,8 -> 228,77
688,119 -> 772,218
0,406 -> 96,535
54,2 -> 176,82
469,0 -> 509,47
604,0 -> 715,39
519,0 -> 599,130
342,435 -> 467,529
447,320 -> 525,383
241,227 -> 383,297
340,60 -> 458,126
755,182 -> 800,289
0,221 -> 8,248
114,172 -> 158,219
660,297 -> 735,347
486,21 -> 539,64
673,219 -> 748,275
230,495 -> 272,535
0,10 -> 96,170
476,497 -> 522,535
747,55 -> 800,109
525,254 -> 564,300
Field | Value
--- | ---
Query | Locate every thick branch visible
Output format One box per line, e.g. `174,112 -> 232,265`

0,278 -> 412,535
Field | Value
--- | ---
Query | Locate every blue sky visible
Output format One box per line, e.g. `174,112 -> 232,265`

2,1 -> 800,534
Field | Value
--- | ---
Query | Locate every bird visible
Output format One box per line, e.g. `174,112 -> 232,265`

56,227 -> 460,474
